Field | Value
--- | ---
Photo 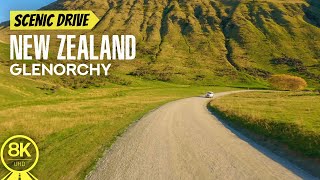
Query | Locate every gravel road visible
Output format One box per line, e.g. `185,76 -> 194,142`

87,91 -> 315,180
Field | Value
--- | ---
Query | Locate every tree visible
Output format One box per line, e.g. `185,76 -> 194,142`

269,74 -> 307,91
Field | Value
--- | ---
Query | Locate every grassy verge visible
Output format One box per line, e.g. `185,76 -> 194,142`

0,79 -> 236,179
209,91 -> 320,158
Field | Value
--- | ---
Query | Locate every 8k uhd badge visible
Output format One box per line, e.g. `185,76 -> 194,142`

1,135 -> 39,180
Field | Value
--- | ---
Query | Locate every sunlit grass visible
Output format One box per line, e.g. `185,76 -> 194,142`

0,83 -> 236,179
210,91 -> 320,157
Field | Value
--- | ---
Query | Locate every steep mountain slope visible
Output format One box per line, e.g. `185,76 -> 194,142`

227,0 -> 320,82
0,0 -> 319,87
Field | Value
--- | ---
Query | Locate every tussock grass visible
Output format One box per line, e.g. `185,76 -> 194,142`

0,77 -> 236,179
210,91 -> 320,157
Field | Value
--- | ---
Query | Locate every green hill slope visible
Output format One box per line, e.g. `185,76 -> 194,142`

0,0 -> 319,87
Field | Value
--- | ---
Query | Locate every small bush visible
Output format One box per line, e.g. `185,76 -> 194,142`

243,67 -> 271,78
108,75 -> 132,86
129,65 -> 173,82
269,74 -> 307,91
37,84 -> 60,94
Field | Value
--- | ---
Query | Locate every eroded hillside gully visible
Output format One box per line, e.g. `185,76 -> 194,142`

217,1 -> 241,71
155,0 -> 240,67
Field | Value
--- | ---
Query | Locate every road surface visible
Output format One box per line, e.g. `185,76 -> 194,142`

87,91 -> 315,180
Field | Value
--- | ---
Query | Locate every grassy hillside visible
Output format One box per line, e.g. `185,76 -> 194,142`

0,74 -> 236,179
228,0 -> 320,85
0,40 -> 240,179
0,0 -> 319,87
209,91 -> 320,157
0,0 -> 319,178
0,41 -> 241,179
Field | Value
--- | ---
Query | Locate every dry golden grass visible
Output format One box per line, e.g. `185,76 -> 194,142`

210,91 -> 320,157
269,74 -> 307,90
0,83 -> 235,179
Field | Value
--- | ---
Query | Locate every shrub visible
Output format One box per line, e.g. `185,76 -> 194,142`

37,84 -> 60,94
269,74 -> 307,91
315,87 -> 320,94
108,75 -> 132,86
243,67 -> 271,78
129,65 -> 173,82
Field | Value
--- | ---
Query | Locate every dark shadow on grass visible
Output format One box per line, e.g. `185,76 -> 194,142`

302,0 -> 320,28
206,105 -> 319,179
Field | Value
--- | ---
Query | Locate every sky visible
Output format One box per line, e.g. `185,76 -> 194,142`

0,0 -> 56,22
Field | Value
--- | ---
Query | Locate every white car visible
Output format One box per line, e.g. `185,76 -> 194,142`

205,91 -> 214,98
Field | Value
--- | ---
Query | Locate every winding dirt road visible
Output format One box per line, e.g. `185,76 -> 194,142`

87,91 -> 315,180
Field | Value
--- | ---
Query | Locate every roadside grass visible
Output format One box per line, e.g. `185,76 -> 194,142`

0,80 -> 237,179
209,91 -> 320,157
